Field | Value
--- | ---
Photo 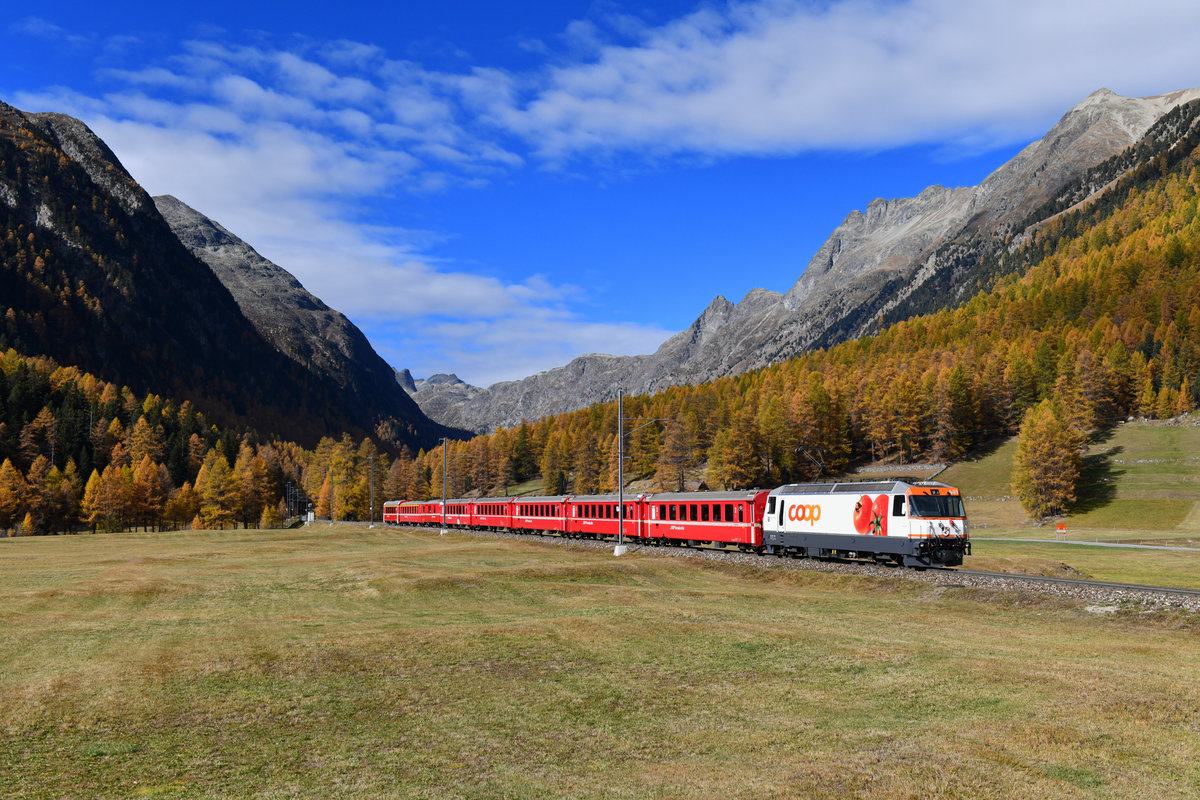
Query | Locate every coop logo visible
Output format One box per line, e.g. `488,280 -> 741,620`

787,504 -> 822,525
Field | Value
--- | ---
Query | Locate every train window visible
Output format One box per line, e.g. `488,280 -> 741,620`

668,505 -> 676,521
725,504 -> 733,522
607,504 -> 614,519
690,504 -> 698,521
767,497 -> 776,515
701,505 -> 709,522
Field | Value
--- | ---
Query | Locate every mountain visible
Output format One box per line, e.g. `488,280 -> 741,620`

153,194 -> 462,450
0,101 -> 453,451
408,87 -> 1200,433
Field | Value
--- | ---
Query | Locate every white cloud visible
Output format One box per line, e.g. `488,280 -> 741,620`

501,0 -> 1200,159
371,315 -> 670,389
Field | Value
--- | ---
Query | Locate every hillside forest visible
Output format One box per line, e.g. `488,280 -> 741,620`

2,130 -> 1200,534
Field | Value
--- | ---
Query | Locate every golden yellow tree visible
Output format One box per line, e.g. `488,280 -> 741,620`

1012,399 -> 1082,519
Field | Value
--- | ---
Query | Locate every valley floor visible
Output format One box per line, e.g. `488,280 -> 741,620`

2,525 -> 1198,799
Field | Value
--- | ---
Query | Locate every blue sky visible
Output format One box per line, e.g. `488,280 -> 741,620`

3,1 -> 1199,386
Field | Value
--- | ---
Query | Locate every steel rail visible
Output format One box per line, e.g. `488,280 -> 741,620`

942,568 -> 1200,597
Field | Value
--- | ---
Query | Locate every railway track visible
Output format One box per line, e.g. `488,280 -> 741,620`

940,568 -> 1200,599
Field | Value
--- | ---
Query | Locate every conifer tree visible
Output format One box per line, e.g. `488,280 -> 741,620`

1012,399 -> 1082,519
0,458 -> 27,532
197,453 -> 235,529
81,469 -> 102,533
315,472 -> 333,519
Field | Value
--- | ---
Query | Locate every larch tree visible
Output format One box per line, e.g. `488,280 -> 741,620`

0,458 -> 28,532
81,469 -> 102,533
655,420 -> 694,492
1012,399 -> 1082,519
315,472 -> 333,519
197,453 -> 235,529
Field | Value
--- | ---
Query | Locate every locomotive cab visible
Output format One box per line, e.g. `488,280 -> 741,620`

900,486 -> 970,567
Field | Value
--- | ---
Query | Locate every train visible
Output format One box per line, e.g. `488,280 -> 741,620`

384,479 -> 970,568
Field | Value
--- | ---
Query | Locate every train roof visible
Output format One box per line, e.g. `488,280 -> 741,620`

771,480 -> 953,495
511,495 -> 570,503
648,490 -> 767,502
569,493 -> 650,502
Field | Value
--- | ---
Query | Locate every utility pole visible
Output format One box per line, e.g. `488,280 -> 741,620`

614,390 -> 665,557
441,437 -> 448,535
368,455 -> 375,528
616,390 -> 627,556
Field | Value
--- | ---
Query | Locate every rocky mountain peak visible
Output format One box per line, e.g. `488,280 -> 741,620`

155,194 -> 463,446
24,110 -> 150,217
406,86 -> 1200,434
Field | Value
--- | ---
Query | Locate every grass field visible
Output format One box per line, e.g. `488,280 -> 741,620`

942,417 -> 1200,547
967,538 -> 1200,589
2,525 -> 1198,799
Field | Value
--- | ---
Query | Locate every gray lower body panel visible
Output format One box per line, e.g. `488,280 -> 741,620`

764,529 -> 969,567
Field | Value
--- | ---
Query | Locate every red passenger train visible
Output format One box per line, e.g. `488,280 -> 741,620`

384,480 -> 970,568
385,490 -> 766,549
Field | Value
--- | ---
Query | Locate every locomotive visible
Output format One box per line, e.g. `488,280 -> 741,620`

384,479 -> 969,569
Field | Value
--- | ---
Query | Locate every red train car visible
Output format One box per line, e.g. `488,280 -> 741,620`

442,499 -> 473,528
567,494 -> 647,539
644,490 -> 768,549
384,500 -> 424,525
472,499 -> 510,530
416,501 -> 443,526
510,496 -> 568,534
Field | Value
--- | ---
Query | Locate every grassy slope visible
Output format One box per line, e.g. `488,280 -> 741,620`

934,418 -> 1200,583
941,416 -> 1200,546
2,526 -> 1198,799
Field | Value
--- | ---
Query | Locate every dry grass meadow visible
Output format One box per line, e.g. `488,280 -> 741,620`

2,524 -> 1199,799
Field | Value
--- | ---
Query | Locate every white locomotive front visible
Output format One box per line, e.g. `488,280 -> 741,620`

762,480 -> 970,567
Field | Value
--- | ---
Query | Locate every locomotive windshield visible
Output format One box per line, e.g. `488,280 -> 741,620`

908,494 -> 966,519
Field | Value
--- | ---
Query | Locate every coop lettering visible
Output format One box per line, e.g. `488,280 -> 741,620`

787,504 -> 821,525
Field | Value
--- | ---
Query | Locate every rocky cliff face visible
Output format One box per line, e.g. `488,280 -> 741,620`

155,195 -> 465,448
407,87 -> 1200,433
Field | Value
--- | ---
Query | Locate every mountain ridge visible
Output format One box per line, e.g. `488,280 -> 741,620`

153,194 -> 464,449
0,100 -> 453,451
407,86 -> 1200,433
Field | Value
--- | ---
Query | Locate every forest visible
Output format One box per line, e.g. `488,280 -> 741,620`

2,134 -> 1200,533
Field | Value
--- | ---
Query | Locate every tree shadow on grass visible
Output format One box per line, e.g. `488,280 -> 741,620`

966,436 -> 1012,462
1071,445 -> 1124,515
